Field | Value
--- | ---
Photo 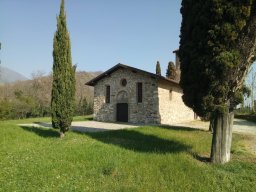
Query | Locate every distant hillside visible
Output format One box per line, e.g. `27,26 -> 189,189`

0,66 -> 28,83
0,70 -> 101,104
0,70 -> 101,119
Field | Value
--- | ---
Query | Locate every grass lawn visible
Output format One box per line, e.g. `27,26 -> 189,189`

5,115 -> 93,124
0,118 -> 255,191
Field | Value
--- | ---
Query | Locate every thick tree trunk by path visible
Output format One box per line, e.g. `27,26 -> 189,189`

209,119 -> 213,133
60,131 -> 65,138
210,110 -> 234,164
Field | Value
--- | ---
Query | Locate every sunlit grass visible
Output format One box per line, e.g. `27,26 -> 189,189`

2,115 -> 93,124
0,118 -> 255,191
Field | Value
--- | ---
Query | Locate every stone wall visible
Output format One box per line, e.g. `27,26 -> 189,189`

158,80 -> 194,124
93,68 -> 160,124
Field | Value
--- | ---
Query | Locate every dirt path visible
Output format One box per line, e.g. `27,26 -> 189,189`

173,118 -> 256,135
19,121 -> 139,133
233,119 -> 256,135
20,118 -> 255,135
71,121 -> 139,132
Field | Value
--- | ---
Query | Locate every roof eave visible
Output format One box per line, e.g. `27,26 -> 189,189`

85,63 -> 124,86
85,63 -> 180,87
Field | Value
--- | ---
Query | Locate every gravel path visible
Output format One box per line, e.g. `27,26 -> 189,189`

172,118 -> 256,135
19,121 -> 139,133
20,118 -> 255,135
71,121 -> 139,132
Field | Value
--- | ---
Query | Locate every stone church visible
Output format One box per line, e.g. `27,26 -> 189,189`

86,52 -> 194,124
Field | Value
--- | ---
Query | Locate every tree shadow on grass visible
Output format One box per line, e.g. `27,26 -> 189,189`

157,125 -> 211,162
75,129 -> 192,154
85,117 -> 93,121
20,126 -> 59,138
159,125 -> 206,132
190,152 -> 211,163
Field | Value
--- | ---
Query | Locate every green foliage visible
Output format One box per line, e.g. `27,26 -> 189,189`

0,119 -> 255,191
156,61 -> 161,75
242,84 -> 251,98
0,99 -> 13,120
76,97 -> 93,116
0,89 -> 51,120
179,0 -> 256,117
166,61 -> 177,79
232,84 -> 252,108
0,93 -> 91,121
0,70 -> 95,120
236,106 -> 252,114
51,0 -> 76,133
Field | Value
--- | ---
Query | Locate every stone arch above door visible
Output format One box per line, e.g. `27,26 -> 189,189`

116,90 -> 128,103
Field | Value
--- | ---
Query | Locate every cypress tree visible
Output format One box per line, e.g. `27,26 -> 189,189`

179,0 -> 256,163
51,0 -> 76,138
166,61 -> 176,80
156,61 -> 161,75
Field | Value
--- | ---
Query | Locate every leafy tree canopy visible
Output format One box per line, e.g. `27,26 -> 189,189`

179,0 -> 256,117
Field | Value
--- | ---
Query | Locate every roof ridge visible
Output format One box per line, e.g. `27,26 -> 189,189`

85,63 -> 179,86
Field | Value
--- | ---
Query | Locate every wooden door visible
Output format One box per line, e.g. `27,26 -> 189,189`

116,103 -> 128,122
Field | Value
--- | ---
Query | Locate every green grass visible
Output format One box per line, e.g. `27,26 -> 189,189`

2,115 -> 93,124
0,118 -> 255,191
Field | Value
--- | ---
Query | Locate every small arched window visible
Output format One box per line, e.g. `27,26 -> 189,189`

121,79 -> 127,87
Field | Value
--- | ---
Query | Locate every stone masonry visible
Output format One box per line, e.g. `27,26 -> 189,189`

158,80 -> 194,124
90,65 -> 195,125
93,68 -> 161,124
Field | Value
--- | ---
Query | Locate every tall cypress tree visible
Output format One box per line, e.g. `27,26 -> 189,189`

179,0 -> 256,163
166,61 -> 176,80
51,0 -> 76,138
156,61 -> 161,75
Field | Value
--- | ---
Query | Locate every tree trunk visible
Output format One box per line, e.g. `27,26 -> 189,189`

210,110 -> 234,164
60,131 -> 65,138
209,120 -> 213,133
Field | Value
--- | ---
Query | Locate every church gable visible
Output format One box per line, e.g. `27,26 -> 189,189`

86,63 -> 194,124
90,67 -> 160,124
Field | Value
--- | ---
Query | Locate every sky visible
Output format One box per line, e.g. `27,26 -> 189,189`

0,0 -> 182,79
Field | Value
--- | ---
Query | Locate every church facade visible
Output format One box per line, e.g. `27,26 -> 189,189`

86,56 -> 195,124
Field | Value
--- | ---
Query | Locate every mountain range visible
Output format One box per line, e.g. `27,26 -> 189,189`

0,66 -> 28,84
